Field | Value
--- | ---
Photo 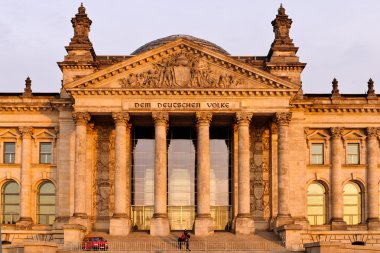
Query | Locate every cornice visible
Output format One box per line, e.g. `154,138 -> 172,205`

67,88 -> 296,97
64,39 -> 300,91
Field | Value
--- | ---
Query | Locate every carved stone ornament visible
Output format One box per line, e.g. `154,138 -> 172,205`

367,78 -> 376,97
112,112 -> 130,126
22,77 -> 32,97
196,112 -> 212,126
236,112 -> 253,125
72,112 -> 91,126
18,127 -> 33,138
331,78 -> 340,97
271,4 -> 294,46
330,127 -> 344,138
367,127 -> 379,138
152,112 -> 169,125
274,112 -> 292,126
70,3 -> 92,45
119,52 -> 242,89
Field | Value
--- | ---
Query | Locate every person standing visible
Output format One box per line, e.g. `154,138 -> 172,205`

184,229 -> 191,251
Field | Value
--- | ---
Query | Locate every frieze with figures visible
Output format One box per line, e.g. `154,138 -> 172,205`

119,52 -> 243,89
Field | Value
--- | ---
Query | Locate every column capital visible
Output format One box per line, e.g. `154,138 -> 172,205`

18,127 -> 33,138
367,127 -> 380,138
236,112 -> 253,126
274,112 -> 292,126
72,112 -> 91,126
196,112 -> 212,126
112,112 -> 130,126
330,127 -> 344,138
152,112 -> 169,125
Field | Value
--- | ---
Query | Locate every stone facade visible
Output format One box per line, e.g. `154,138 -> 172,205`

0,4 -> 379,252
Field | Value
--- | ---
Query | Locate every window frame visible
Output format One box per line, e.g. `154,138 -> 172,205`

39,142 -> 52,164
1,180 -> 20,224
343,181 -> 362,225
307,182 -> 327,225
37,181 -> 56,225
346,143 -> 360,165
3,142 -> 16,164
310,143 -> 324,165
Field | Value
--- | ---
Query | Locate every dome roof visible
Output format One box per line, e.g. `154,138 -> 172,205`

131,34 -> 229,55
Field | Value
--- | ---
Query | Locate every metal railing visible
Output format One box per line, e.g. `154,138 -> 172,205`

60,240 -> 286,252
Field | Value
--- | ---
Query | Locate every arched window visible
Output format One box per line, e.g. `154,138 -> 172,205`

307,182 -> 326,225
343,182 -> 362,225
37,181 -> 55,224
2,181 -> 20,224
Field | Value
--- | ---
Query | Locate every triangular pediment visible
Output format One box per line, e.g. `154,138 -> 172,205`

64,38 -> 300,92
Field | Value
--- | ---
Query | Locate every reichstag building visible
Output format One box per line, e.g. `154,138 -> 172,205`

0,4 -> 379,252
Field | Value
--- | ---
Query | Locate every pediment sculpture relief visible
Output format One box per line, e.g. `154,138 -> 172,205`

119,52 -> 243,89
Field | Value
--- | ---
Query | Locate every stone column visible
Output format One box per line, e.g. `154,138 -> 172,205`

110,112 -> 132,235
70,112 -> 90,228
17,127 -> 33,228
274,112 -> 293,227
194,112 -> 213,236
330,127 -> 346,230
150,112 -> 170,236
232,124 -> 239,226
366,127 -> 380,230
234,112 -> 255,235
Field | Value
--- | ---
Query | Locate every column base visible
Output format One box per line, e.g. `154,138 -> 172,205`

63,224 -> 87,244
16,217 -> 33,229
274,214 -> 294,228
70,214 -> 91,230
150,214 -> 170,236
330,218 -> 347,230
110,215 -> 132,236
367,218 -> 380,230
234,214 -> 255,235
194,214 -> 214,236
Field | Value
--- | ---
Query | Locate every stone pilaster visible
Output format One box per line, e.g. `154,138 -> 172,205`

110,112 -> 132,235
194,112 -> 213,236
17,126 -> 33,228
330,127 -> 346,230
150,112 -> 170,236
274,112 -> 294,227
70,112 -> 91,228
366,127 -> 380,230
234,112 -> 255,235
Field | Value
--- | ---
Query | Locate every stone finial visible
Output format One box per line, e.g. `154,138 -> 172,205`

271,4 -> 294,47
367,78 -> 376,97
331,78 -> 340,97
22,76 -> 32,97
69,3 -> 92,46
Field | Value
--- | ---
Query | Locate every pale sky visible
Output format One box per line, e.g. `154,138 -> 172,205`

0,0 -> 379,94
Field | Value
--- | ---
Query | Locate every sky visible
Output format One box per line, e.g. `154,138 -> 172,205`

0,0 -> 379,94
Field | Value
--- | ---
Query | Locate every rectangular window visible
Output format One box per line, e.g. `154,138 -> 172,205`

347,143 -> 360,164
311,143 -> 324,165
3,142 -> 16,164
39,142 -> 52,164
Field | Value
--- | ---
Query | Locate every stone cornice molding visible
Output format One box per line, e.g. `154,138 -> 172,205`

367,127 -> 380,138
64,39 -> 300,92
236,112 -> 253,126
67,88 -> 296,97
196,112 -> 212,126
72,112 -> 91,126
291,104 -> 380,113
152,112 -> 169,126
112,112 -> 130,126
274,112 -> 292,126
18,127 -> 33,138
330,127 -> 344,139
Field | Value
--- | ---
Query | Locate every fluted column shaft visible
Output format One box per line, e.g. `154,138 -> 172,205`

19,127 -> 33,223
72,112 -> 90,217
236,112 -> 253,216
153,112 -> 169,217
196,112 -> 212,217
367,127 -> 379,222
275,112 -> 292,217
330,127 -> 344,223
112,112 -> 130,217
